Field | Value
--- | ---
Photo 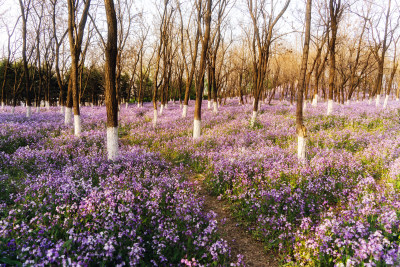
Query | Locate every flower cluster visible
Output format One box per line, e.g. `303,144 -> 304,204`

2,99 -> 400,266
0,108 -> 232,266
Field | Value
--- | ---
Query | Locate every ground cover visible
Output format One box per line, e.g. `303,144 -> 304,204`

123,100 -> 400,266
1,100 -> 400,266
0,108 -> 239,266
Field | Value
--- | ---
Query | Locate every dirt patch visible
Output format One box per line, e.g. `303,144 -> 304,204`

190,174 -> 279,267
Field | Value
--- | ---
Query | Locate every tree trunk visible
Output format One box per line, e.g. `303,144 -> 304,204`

67,0 -> 91,136
193,0 -> 212,139
327,0 -> 340,115
65,77 -> 73,124
297,0 -> 312,161
19,0 -> 31,118
1,59 -> 9,108
104,0 -> 118,160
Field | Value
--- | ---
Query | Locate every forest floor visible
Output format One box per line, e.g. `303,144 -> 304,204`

188,173 -> 279,267
121,136 -> 279,266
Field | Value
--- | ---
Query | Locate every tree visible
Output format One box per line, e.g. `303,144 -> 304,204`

18,0 -> 32,117
208,0 -> 229,114
32,1 -> 44,112
326,0 -> 342,115
369,0 -> 393,107
193,0 -> 212,139
115,0 -> 134,107
297,0 -> 312,161
383,34 -> 400,108
177,0 -> 200,118
50,0 -> 68,114
1,15 -> 20,109
104,0 -> 118,160
152,1 -> 169,127
67,0 -> 91,136
247,0 -> 290,126
345,14 -> 371,103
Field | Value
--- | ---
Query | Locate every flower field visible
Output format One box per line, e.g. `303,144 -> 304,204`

1,100 -> 400,266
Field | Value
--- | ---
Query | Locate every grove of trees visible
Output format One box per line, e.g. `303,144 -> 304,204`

1,0 -> 400,159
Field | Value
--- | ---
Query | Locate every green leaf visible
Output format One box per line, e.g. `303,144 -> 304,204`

0,258 -> 22,267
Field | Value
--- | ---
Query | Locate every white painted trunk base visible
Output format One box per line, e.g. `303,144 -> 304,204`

60,106 -> 65,114
193,119 -> 201,139
213,102 -> 218,113
11,106 -> 15,114
368,98 -> 372,105
397,98 -> 399,101
125,103 -> 128,108
36,106 -> 40,113
297,135 -> 307,161
180,104 -> 182,109
345,100 -> 350,105
375,95 -> 380,107
26,106 -> 31,118
250,111 -> 257,127
208,101 -> 211,109
1,102 -> 4,109
159,104 -> 164,115
107,127 -> 119,160
182,105 -> 188,118
312,94 -> 318,106
383,94 -> 389,109
74,115 -> 81,137
303,100 -> 307,112
153,109 -> 157,127
45,101 -> 50,110
327,100 -> 333,115
65,108 -> 72,124
165,103 -> 168,109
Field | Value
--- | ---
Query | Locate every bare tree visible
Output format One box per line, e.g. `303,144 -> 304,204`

50,0 -> 68,114
1,16 -> 20,109
150,0 -> 175,126
208,0 -> 230,114
383,33 -> 400,108
193,0 -> 212,138
296,0 -> 312,161
177,0 -> 200,117
247,0 -> 290,126
326,0 -> 343,115
32,1 -> 44,112
344,17 -> 372,103
135,24 -> 149,107
104,0 -> 118,160
19,0 -> 32,117
369,0 -> 394,107
116,0 -> 134,107
67,0 -> 91,136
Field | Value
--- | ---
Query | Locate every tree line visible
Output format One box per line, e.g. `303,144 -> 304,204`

0,0 -> 398,159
